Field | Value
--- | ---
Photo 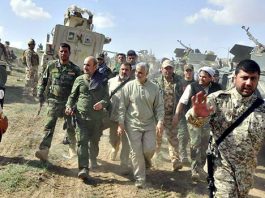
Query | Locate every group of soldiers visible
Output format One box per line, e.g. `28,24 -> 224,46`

1,39 -> 265,197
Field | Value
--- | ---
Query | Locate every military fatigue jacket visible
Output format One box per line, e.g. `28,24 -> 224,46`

38,60 -> 81,102
66,72 -> 110,120
153,73 -> 184,116
25,49 -> 39,68
187,87 -> 265,194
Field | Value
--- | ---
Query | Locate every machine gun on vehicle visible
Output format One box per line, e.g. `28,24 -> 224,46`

177,40 -> 193,55
242,26 -> 265,54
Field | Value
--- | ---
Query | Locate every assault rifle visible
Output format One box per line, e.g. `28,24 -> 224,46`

207,137 -> 215,198
206,98 -> 264,197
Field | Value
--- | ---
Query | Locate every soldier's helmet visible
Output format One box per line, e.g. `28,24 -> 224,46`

28,39 -> 36,45
5,41 -> 10,46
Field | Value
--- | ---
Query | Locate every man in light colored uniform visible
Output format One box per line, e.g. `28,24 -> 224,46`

108,62 -> 131,171
118,62 -> 164,188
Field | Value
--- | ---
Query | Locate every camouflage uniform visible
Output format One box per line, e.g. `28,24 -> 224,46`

153,74 -> 184,169
178,79 -> 194,163
37,60 -> 81,153
187,87 -> 265,197
66,72 -> 109,170
24,48 -> 39,96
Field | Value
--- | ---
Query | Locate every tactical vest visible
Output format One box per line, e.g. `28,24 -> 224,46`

186,81 -> 222,110
49,61 -> 80,99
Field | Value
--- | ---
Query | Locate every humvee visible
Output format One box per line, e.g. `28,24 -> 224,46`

40,5 -> 111,72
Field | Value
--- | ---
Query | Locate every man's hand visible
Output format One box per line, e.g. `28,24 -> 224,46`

117,124 -> 125,136
156,121 -> 164,138
65,107 -> 74,116
93,102 -> 103,111
192,91 -> 213,117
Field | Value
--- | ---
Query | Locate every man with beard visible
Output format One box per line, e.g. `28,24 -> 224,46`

173,66 -> 222,181
118,62 -> 164,188
153,59 -> 184,171
186,59 -> 265,197
108,62 -> 131,173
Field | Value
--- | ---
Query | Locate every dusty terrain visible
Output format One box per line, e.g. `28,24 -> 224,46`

0,66 -> 264,198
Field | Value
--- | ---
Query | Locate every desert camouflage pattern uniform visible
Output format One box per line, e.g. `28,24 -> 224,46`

153,74 -> 184,168
25,48 -> 39,96
187,87 -> 265,197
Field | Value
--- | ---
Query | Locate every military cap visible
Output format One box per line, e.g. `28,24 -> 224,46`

162,60 -> 174,68
184,64 -> 194,71
127,50 -> 137,56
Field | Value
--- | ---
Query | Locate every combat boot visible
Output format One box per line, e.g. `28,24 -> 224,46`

78,168 -> 89,180
35,148 -> 49,161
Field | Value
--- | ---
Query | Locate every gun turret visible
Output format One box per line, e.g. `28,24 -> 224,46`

177,40 -> 193,51
242,26 -> 265,53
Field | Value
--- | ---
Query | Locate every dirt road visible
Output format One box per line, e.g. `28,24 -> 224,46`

0,68 -> 264,198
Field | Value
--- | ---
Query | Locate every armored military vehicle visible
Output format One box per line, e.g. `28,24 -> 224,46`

226,26 -> 265,97
41,5 -> 111,71
174,40 -> 219,72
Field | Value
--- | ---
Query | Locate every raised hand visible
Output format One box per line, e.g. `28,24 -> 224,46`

192,91 -> 213,117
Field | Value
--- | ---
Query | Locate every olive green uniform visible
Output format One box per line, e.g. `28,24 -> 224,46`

66,73 -> 109,170
37,60 -> 81,150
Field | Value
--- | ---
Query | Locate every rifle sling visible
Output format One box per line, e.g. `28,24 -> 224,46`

109,77 -> 130,99
216,97 -> 264,146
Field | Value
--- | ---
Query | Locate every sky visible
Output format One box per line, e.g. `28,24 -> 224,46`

1,0 -> 265,60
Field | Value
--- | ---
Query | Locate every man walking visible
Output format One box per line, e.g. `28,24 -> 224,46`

173,66 -> 222,181
108,62 -> 131,172
187,59 -> 265,197
65,56 -> 109,179
118,62 -> 164,188
153,59 -> 184,171
35,43 -> 81,161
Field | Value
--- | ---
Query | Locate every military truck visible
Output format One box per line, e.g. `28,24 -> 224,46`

41,5 -> 111,71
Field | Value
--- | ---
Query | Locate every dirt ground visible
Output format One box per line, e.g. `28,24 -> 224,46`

0,67 -> 265,198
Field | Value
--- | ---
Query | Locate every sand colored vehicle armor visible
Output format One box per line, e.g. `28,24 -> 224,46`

41,5 -> 111,71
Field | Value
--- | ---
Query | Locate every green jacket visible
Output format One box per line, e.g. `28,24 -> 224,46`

66,72 -> 110,120
38,60 -> 81,101
153,73 -> 184,115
